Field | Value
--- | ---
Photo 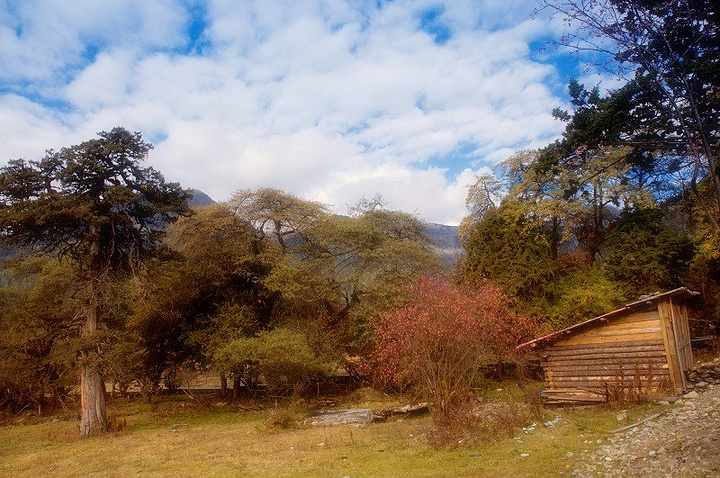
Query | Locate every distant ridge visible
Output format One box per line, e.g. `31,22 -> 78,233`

184,189 -> 462,263
188,189 -> 215,207
425,222 -> 463,266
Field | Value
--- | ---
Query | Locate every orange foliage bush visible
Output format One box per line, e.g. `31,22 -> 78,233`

366,275 -> 538,421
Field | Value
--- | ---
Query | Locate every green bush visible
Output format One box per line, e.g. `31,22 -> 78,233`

547,268 -> 626,329
216,328 -> 330,396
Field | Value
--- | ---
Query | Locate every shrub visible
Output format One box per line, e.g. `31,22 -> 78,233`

266,407 -> 299,430
366,275 -> 538,426
547,267 -> 626,329
216,328 -> 330,397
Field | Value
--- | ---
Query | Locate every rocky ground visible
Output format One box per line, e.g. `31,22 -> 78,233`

574,362 -> 720,477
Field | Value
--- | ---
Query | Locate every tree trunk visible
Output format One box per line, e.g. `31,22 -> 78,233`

233,375 -> 241,400
79,280 -> 108,437
220,374 -> 228,397
550,216 -> 560,260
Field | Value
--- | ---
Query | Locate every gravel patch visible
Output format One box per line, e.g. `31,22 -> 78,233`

573,384 -> 720,477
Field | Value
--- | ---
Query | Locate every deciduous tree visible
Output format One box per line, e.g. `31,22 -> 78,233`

540,0 -> 720,226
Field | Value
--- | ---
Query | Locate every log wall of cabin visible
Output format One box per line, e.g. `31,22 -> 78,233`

540,307 -> 672,393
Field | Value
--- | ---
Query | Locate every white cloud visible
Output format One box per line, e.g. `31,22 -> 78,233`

0,95 -> 76,158
0,0 -> 567,225
0,0 -> 188,84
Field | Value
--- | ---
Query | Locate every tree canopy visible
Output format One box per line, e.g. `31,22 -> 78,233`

459,0 -> 717,330
0,127 -> 191,436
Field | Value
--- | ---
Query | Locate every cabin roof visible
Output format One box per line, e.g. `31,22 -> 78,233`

517,287 -> 699,350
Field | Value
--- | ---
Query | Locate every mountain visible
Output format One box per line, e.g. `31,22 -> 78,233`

188,189 -> 215,207
182,189 -> 463,264
425,222 -> 463,266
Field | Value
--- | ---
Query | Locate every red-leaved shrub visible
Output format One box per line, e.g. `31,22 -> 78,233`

366,275 -> 538,422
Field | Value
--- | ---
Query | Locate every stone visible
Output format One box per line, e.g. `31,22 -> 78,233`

574,386 -> 720,477
303,408 -> 373,427
683,391 -> 700,399
695,381 -> 709,389
545,416 -> 562,427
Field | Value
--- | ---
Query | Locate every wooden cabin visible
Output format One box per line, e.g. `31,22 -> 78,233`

517,288 -> 698,405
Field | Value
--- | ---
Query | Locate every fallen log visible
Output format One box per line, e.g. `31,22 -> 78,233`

610,412 -> 663,434
372,402 -> 429,421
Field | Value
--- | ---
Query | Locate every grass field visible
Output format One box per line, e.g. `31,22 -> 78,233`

0,381 -> 665,477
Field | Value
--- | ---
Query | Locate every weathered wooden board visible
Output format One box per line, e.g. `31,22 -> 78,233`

548,373 -> 668,382
540,388 -> 607,405
545,377 -> 669,391
543,340 -> 665,354
556,332 -> 663,346
577,318 -> 661,333
658,299 -> 684,392
547,366 -> 670,377
545,356 -> 670,367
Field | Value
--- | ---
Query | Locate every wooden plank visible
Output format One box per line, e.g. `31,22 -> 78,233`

541,353 -> 667,369
543,348 -> 665,361
611,413 -> 663,433
587,318 -> 661,331
549,367 -> 672,378
542,394 -> 606,401
557,332 -> 663,346
546,345 -> 666,357
550,373 -> 669,382
547,366 -> 670,377
556,322 -> 662,342
541,355 -> 667,370
549,373 -> 670,383
548,371 -> 670,379
542,388 -> 604,395
658,298 -> 683,393
547,382 -> 606,391
551,310 -> 659,337
672,302 -> 693,374
547,351 -> 668,362
541,388 -> 608,405
548,371 -> 670,381
545,340 -> 665,354
609,309 -> 659,323
544,397 -> 606,404
568,325 -> 662,340
551,380 -> 666,391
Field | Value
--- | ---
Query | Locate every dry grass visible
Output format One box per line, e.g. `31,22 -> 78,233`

0,381 -> 668,477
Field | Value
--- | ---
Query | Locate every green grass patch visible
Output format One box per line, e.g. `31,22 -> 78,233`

0,382 -> 669,477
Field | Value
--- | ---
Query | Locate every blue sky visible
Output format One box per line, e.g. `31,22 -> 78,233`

0,0 -> 618,224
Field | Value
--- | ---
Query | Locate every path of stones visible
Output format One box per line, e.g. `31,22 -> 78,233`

574,384 -> 720,477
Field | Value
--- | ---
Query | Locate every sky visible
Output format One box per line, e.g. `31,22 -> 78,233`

0,0 -> 616,225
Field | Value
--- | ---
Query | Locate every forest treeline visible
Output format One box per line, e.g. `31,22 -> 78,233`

0,0 -> 718,438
